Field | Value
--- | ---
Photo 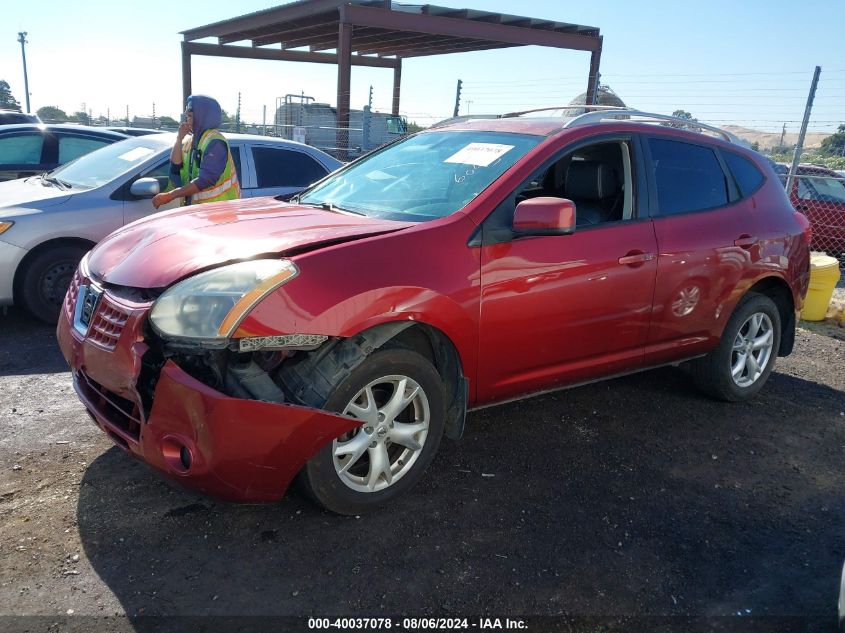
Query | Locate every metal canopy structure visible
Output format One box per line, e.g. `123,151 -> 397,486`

180,0 -> 603,153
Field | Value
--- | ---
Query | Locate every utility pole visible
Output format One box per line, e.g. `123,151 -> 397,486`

152,102 -> 156,128
453,79 -> 462,118
779,122 -> 786,149
236,92 -> 241,133
786,66 -> 821,194
368,85 -> 373,109
262,105 -> 267,136
17,32 -> 31,113
126,105 -> 129,126
107,108 -> 110,126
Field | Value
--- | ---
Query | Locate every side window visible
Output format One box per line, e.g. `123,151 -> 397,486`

0,133 -> 44,164
140,160 -> 172,192
515,140 -> 634,226
796,178 -> 815,200
58,135 -> 112,163
722,151 -> 764,197
648,138 -> 729,215
252,147 -> 328,188
230,146 -> 242,183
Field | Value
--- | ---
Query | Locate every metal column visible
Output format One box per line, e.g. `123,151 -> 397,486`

336,20 -> 353,158
392,60 -> 402,116
181,41 -> 192,107
585,37 -> 602,106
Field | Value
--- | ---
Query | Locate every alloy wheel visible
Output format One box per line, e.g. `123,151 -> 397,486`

730,312 -> 774,388
333,375 -> 430,493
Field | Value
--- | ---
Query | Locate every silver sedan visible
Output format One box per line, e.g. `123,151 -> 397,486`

0,133 -> 341,322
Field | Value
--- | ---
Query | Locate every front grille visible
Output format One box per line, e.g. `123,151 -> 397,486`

64,270 -> 81,320
87,296 -> 131,351
76,370 -> 142,442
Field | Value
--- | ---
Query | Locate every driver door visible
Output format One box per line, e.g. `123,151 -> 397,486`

476,136 -> 658,405
122,160 -> 179,225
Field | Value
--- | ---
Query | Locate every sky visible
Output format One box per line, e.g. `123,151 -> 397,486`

2,0 -> 844,133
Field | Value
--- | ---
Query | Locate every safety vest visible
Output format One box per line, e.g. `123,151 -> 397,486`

179,129 -> 240,205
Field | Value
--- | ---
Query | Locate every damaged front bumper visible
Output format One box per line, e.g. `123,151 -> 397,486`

57,276 -> 359,502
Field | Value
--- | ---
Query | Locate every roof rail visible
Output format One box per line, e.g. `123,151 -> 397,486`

501,105 -> 625,117
562,108 -> 743,144
430,114 -> 501,129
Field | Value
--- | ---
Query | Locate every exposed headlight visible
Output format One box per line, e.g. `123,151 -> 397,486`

149,259 -> 298,341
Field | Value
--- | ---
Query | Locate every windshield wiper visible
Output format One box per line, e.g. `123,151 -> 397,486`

40,173 -> 70,190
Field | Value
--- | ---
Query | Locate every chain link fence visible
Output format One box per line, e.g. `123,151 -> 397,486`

776,168 -> 845,261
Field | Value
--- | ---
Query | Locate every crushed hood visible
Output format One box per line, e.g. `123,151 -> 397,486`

87,196 -> 412,289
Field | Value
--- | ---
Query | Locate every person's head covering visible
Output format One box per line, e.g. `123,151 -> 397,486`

186,95 -> 223,148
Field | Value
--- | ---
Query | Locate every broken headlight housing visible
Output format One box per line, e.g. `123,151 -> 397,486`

149,259 -> 298,342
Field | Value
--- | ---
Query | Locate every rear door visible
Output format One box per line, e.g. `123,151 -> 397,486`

245,144 -> 331,198
642,135 -> 757,365
476,135 -> 658,405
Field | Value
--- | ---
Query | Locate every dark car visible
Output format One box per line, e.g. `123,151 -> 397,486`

58,109 -> 811,514
0,110 -> 41,126
0,124 -> 127,182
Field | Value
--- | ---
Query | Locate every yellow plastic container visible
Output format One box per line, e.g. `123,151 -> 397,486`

800,254 -> 841,321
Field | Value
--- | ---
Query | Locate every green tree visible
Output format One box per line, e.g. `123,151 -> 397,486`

158,115 -> 178,129
406,120 -> 425,133
819,124 -> 845,157
663,109 -> 698,129
70,111 -> 90,125
36,105 -> 69,121
0,80 -> 21,111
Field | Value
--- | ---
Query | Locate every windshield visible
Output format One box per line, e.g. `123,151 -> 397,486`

808,176 -> 845,203
50,135 -> 172,190
299,130 -> 541,221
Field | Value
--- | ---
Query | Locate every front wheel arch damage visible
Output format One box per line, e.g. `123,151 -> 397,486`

276,322 -> 468,440
138,320 -> 468,439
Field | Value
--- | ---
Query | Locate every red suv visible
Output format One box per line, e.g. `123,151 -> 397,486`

57,110 -> 811,514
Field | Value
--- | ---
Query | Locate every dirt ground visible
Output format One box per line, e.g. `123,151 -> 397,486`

0,306 -> 843,632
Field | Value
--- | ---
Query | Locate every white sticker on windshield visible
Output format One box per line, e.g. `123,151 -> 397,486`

117,147 -> 155,162
444,143 -> 514,167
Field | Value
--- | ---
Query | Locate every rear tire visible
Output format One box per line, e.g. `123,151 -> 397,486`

19,245 -> 87,324
299,348 -> 445,515
690,293 -> 781,402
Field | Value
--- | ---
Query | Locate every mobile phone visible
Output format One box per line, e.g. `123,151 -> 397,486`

180,114 -> 188,124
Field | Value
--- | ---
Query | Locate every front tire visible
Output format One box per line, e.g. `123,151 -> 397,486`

690,293 -> 781,402
300,348 -> 445,515
19,245 -> 87,323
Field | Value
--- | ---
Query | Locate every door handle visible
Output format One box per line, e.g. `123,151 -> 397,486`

618,251 -> 655,267
734,235 -> 758,249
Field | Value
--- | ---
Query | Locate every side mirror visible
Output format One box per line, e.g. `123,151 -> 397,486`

130,177 -> 160,198
513,197 -> 576,235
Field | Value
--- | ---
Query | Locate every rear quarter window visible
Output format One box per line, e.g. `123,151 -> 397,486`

723,151 -> 765,197
648,138 -> 729,215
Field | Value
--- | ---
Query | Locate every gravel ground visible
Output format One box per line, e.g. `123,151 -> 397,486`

0,306 -> 843,632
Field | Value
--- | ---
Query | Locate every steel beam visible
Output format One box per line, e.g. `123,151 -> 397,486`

392,60 -> 402,116
337,21 -> 353,158
182,0 -> 350,41
181,41 -> 192,107
585,38 -> 603,106
341,4 -> 601,52
249,21 -> 340,48
182,41 -> 397,69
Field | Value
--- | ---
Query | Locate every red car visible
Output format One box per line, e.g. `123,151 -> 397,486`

58,111 -> 811,514
777,163 -> 845,257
